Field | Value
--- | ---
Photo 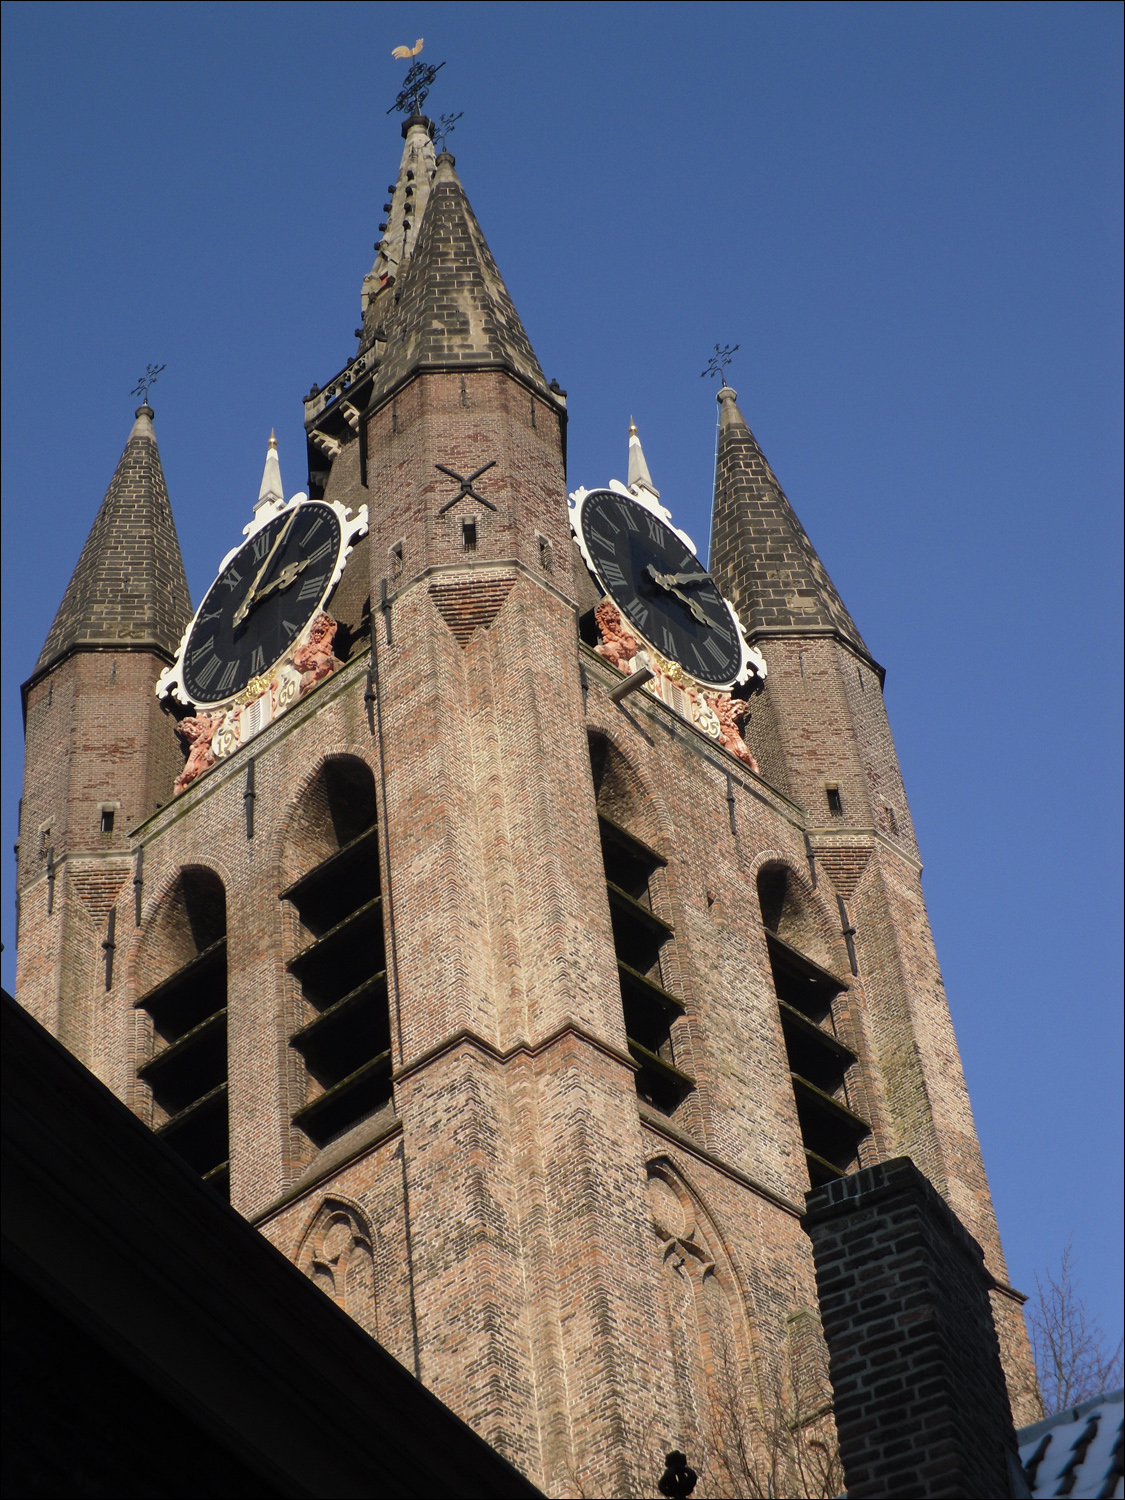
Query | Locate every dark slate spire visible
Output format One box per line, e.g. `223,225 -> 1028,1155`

367,151 -> 554,406
708,385 -> 871,660
34,405 -> 192,674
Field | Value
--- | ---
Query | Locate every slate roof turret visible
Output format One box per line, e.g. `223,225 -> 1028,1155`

708,384 -> 871,662
366,150 -> 555,407
33,405 -> 192,676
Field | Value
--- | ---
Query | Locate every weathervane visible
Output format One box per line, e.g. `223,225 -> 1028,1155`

131,363 -> 166,404
701,344 -> 739,385
388,38 -> 446,117
434,111 -> 463,152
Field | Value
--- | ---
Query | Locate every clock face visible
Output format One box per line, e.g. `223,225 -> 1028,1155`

576,488 -> 747,689
181,502 -> 342,707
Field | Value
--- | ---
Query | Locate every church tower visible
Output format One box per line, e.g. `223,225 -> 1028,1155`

14,110 -> 1039,1497
16,403 -> 191,1066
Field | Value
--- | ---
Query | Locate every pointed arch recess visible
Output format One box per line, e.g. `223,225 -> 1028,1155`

645,1157 -> 769,1489
295,1195 -> 379,1338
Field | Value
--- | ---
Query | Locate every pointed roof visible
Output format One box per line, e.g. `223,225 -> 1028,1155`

627,418 -> 659,499
358,114 -> 438,353
33,405 -> 192,675
255,430 -> 285,514
366,151 -> 553,406
708,386 -> 871,660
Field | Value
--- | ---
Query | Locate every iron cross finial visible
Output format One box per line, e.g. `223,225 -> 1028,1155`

434,111 -> 463,151
131,363 -> 166,402
388,37 -> 446,117
701,344 -> 739,383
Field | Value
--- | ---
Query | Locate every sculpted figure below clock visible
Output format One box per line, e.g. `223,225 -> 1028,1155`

158,436 -> 367,790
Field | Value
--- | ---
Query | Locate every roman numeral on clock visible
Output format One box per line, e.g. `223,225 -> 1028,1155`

251,533 -> 272,560
249,646 -> 266,674
601,560 -> 627,588
222,566 -> 243,591
304,540 -> 334,566
298,576 -> 323,602
215,661 -> 238,695
194,655 -> 222,690
703,635 -> 731,665
189,637 -> 216,664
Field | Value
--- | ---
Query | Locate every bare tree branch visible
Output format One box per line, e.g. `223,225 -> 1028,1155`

1028,1237 -> 1123,1415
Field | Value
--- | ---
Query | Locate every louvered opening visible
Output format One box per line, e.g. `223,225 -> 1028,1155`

136,870 -> 229,1196
598,814 -> 693,1113
284,760 -> 392,1148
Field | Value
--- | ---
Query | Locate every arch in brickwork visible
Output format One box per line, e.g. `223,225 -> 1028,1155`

587,729 -> 669,854
645,1157 -> 767,1492
295,1195 -> 379,1339
752,854 -> 846,978
277,752 -> 379,891
131,864 -> 228,998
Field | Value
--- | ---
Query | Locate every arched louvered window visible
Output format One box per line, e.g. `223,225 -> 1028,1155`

281,757 -> 392,1147
135,868 -> 230,1196
591,736 -> 693,1114
757,865 -> 869,1188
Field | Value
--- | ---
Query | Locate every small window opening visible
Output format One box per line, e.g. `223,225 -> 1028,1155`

462,519 -> 478,551
538,534 -> 553,571
100,809 -> 115,835
826,785 -> 843,818
390,540 -> 404,577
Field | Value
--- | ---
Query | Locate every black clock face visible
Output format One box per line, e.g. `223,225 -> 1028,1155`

182,502 -> 342,706
579,489 -> 745,689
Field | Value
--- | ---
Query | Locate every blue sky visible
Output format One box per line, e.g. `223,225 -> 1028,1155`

2,2 -> 1121,1348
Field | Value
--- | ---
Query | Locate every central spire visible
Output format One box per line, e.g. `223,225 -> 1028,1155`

363,149 -> 554,408
358,115 -> 437,353
627,418 -> 659,500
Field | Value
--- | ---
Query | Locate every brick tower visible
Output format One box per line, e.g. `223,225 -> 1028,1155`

16,403 -> 192,1068
14,116 -> 1039,1497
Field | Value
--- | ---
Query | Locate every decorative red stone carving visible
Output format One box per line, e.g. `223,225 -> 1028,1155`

706,694 -> 759,773
594,600 -> 639,672
173,713 -> 221,793
291,612 -> 342,691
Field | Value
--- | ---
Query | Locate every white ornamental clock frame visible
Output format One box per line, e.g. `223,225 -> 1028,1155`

569,478 -> 765,693
157,491 -> 369,713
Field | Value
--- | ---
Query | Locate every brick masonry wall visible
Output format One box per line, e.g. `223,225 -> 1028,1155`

15,352 -> 1039,1490
804,1157 -> 1025,1498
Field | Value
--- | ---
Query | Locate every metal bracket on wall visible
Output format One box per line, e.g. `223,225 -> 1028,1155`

804,831 -> 819,889
726,773 -> 738,837
46,847 -> 55,916
102,909 -> 116,991
364,618 -> 379,733
244,759 -> 256,841
837,894 -> 859,976
579,661 -> 589,713
380,578 -> 394,646
133,844 -> 144,925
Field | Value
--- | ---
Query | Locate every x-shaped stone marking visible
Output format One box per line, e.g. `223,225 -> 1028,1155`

435,460 -> 498,514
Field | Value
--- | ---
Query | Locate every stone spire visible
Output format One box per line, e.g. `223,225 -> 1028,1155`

358,114 -> 438,353
33,405 -> 192,675
708,385 -> 870,660
365,150 -> 554,407
254,429 -> 285,515
627,417 -> 659,499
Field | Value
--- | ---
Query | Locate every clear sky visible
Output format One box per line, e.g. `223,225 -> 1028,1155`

2,1 -> 1121,1351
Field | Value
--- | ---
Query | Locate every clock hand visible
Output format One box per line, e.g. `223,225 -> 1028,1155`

248,556 -> 311,606
664,571 -> 709,588
668,585 -> 715,626
233,508 -> 299,625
